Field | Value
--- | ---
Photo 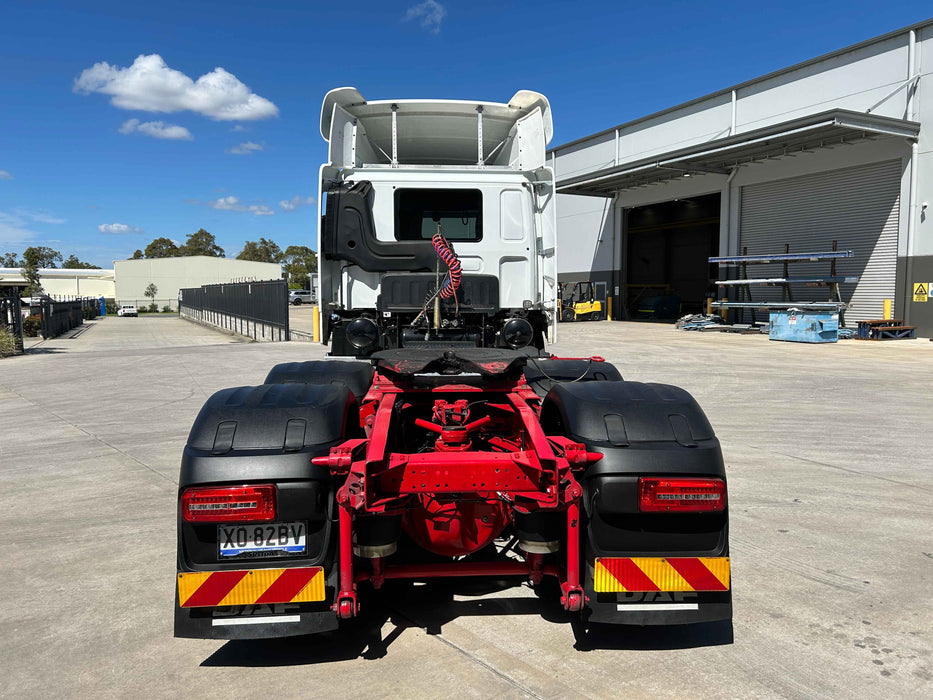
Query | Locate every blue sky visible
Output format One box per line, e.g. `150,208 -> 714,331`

1,0 -> 930,267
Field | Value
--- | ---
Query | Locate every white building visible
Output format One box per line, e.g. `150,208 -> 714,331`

0,268 -> 115,298
114,256 -> 282,307
551,19 -> 932,334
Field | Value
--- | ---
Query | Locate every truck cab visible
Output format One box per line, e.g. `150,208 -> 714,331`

316,88 -> 557,356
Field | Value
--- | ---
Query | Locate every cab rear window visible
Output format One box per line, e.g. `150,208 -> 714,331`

394,189 -> 482,241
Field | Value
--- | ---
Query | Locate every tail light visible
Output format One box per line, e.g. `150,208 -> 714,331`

181,485 -> 276,522
638,478 -> 725,513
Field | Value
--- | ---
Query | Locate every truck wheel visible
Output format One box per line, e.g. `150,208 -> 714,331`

264,360 -> 374,402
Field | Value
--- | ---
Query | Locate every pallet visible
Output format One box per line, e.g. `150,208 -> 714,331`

855,319 -> 915,340
868,325 -> 916,340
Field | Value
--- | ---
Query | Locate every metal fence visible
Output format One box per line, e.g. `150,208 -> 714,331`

1,295 -> 24,355
179,279 -> 290,341
40,297 -> 85,339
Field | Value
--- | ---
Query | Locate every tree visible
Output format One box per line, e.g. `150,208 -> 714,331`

2,252 -> 20,267
144,282 -> 158,311
182,228 -> 224,257
21,264 -> 43,297
131,249 -> 144,259
282,245 -> 318,289
62,254 -> 101,269
237,237 -> 283,263
23,246 -> 62,269
20,246 -> 62,297
144,237 -> 181,258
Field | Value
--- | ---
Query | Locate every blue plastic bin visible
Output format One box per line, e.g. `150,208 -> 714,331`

769,310 -> 839,343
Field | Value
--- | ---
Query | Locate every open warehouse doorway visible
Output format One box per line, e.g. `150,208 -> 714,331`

623,192 -> 720,320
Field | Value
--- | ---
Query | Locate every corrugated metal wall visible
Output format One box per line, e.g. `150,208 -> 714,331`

740,160 -> 901,322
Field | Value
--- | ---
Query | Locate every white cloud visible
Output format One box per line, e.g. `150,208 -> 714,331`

207,195 -> 242,211
119,118 -> 193,140
0,170 -> 12,180
279,195 -> 315,212
204,195 -> 274,216
232,124 -> 247,132
0,211 -> 38,245
15,209 -> 66,224
404,0 -> 446,34
226,141 -> 263,155
74,54 -> 279,121
98,222 -> 144,235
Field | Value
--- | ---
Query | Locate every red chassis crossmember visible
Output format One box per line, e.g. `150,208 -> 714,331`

312,369 -> 602,619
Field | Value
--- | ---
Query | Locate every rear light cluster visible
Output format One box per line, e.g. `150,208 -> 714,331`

181,485 -> 276,522
638,478 -> 726,513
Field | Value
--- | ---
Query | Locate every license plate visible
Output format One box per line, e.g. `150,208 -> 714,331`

218,522 -> 306,558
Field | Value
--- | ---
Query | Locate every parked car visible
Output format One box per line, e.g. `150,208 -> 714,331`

117,304 -> 138,317
289,290 -> 315,305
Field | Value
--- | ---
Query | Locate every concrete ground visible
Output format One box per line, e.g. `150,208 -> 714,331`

288,303 -> 318,336
1,315 -> 931,699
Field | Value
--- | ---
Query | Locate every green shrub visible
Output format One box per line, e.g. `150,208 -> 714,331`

148,303 -> 159,313
105,301 -> 118,315
0,327 -> 15,357
162,305 -> 173,313
23,315 -> 41,337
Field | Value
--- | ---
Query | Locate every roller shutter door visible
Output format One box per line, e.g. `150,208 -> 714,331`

740,160 -> 900,322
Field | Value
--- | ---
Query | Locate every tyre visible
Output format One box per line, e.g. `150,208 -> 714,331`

561,308 -> 575,323
294,298 -> 303,305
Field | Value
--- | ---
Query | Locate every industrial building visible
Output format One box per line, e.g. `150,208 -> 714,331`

0,268 -> 115,298
114,257 -> 282,307
552,19 -> 932,334
1,257 -> 282,309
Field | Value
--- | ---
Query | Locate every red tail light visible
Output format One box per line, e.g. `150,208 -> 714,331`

638,478 -> 726,513
181,485 -> 276,522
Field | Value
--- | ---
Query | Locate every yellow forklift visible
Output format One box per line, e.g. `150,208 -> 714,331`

559,281 -> 604,322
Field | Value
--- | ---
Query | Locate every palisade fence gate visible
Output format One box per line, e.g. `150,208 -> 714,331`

1,295 -> 25,355
179,279 -> 290,341
40,296 -> 95,340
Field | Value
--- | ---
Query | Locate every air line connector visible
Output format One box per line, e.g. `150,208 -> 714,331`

311,438 -> 367,473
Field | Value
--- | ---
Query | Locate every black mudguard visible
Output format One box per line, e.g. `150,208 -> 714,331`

264,360 -> 374,402
175,383 -> 359,640
541,380 -> 732,626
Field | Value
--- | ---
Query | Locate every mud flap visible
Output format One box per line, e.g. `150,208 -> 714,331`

582,557 -> 732,626
173,577 -> 339,640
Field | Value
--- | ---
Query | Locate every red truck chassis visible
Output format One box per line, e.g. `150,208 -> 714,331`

312,361 -> 603,618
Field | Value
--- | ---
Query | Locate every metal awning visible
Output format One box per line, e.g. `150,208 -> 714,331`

556,109 -> 919,197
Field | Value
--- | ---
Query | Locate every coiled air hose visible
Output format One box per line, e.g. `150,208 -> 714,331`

432,232 -> 462,299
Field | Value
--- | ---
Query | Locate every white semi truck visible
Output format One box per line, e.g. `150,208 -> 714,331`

316,88 -> 558,356
174,89 -> 731,641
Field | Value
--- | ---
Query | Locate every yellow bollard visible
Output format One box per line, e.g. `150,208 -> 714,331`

606,297 -> 613,321
312,305 -> 321,343
706,298 -> 713,315
883,299 -> 892,320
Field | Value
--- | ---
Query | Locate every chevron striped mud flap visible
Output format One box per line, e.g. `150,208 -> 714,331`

594,557 -> 730,592
177,567 -> 325,608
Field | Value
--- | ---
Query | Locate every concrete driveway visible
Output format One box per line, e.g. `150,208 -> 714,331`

1,315 -> 931,698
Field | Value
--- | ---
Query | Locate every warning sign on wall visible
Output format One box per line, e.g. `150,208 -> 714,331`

914,282 -> 929,303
